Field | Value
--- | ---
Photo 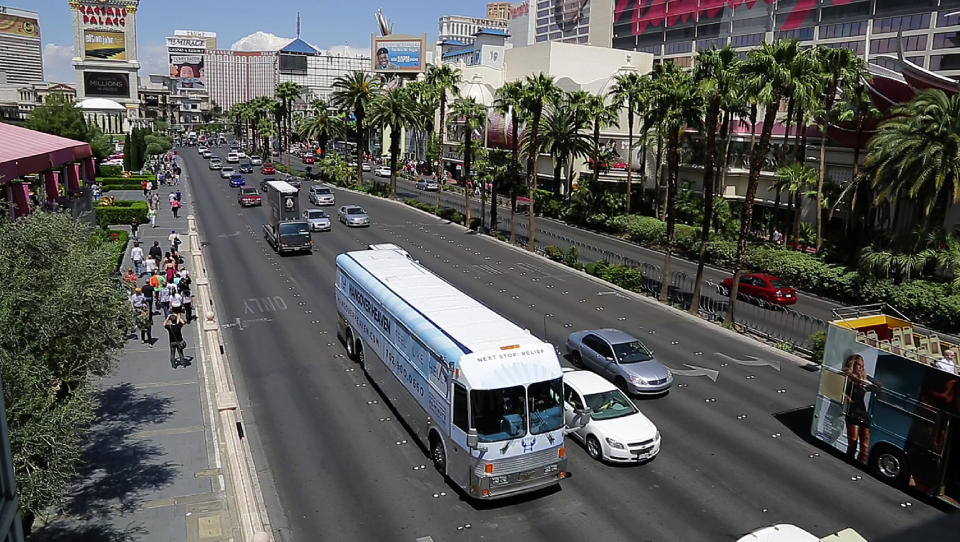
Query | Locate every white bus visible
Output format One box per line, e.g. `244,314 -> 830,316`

336,248 -> 568,499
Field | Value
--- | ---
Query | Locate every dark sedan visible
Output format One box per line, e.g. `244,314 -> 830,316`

566,328 -> 673,395
239,163 -> 254,173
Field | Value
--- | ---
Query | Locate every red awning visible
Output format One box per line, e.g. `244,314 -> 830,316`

0,122 -> 93,183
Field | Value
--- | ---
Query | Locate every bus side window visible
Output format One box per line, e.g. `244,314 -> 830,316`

454,383 -> 469,432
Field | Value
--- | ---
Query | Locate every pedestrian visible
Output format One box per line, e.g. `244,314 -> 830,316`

163,312 -> 187,368
142,179 -> 148,196
123,268 -> 138,287
130,241 -> 144,276
129,287 -> 145,312
144,254 -> 158,278
169,284 -> 184,314
165,255 -> 177,283
148,206 -> 157,228
171,197 -> 181,218
168,230 -> 181,252
137,304 -> 154,346
151,192 -> 160,210
130,219 -> 140,243
146,179 -> 153,193
158,279 -> 171,316
175,189 -> 182,202
181,285 -> 193,322
140,280 -> 155,315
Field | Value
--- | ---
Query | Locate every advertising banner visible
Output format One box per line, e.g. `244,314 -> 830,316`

0,12 -> 39,38
372,35 -> 425,73
83,71 -> 129,98
169,54 -> 205,89
84,30 -> 126,60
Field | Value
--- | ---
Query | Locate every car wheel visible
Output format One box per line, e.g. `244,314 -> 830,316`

345,329 -> 356,360
586,435 -> 602,461
430,435 -> 447,474
570,351 -> 583,368
871,445 -> 909,487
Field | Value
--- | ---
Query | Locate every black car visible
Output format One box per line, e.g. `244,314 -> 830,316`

239,163 -> 254,173
259,177 -> 277,192
285,176 -> 302,189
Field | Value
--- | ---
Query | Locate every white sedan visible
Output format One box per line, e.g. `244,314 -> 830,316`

250,156 -> 263,165
375,166 -> 391,177
562,369 -> 660,463
220,167 -> 235,179
361,163 -> 372,172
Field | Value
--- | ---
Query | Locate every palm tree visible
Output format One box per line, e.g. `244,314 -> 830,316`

425,64 -> 463,182
519,74 -> 562,252
538,103 -> 592,197
580,93 -> 620,187
656,68 -> 703,304
866,89 -> 960,234
494,81 -> 525,244
275,81 -> 303,155
257,117 -> 276,154
776,162 -> 817,246
609,71 -> 646,215
331,71 -> 381,186
726,40 -> 802,325
839,78 -> 882,255
450,97 -> 487,225
296,99 -> 345,157
368,87 -> 419,198
814,47 -> 863,250
690,45 -> 738,315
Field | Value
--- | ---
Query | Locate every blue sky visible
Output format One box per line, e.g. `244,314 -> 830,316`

26,0 -> 480,83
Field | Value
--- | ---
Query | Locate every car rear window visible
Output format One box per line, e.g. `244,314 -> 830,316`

770,279 -> 790,288
317,188 -> 332,194
307,211 -> 326,219
279,222 -> 309,234
346,208 -> 365,215
241,188 -> 257,195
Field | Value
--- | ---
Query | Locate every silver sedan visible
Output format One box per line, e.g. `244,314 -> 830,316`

302,209 -> 331,231
566,328 -> 673,395
338,205 -> 370,227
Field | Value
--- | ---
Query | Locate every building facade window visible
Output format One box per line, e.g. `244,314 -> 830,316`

874,13 -> 930,33
819,21 -> 868,38
823,40 -> 866,55
872,35 -> 927,53
664,41 -> 693,54
776,27 -> 815,41
930,53 -> 960,70
731,33 -> 765,48
933,31 -> 960,49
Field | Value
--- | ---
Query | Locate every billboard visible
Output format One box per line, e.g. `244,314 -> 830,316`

169,53 -> 205,89
279,54 -> 307,75
0,12 -> 39,39
371,34 -> 426,73
84,30 -> 126,60
83,71 -> 129,98
174,29 -> 217,49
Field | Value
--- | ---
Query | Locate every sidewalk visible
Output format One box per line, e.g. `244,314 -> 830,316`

33,164 -> 237,541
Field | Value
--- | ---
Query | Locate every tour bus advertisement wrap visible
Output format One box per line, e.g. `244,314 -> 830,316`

812,314 -> 960,499
335,250 -> 567,498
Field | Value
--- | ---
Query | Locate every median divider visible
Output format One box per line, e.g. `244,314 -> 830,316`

187,214 -> 272,542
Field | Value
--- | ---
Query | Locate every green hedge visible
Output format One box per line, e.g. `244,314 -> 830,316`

402,198 -> 465,225
108,229 -> 129,272
95,200 -> 148,228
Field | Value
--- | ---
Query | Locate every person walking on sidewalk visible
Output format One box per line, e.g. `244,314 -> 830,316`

181,285 -> 193,322
151,192 -> 160,211
168,230 -> 181,253
142,179 -> 149,196
169,283 -> 184,315
146,179 -> 153,194
137,304 -> 154,346
130,241 -> 144,277
148,206 -> 157,228
171,196 -> 181,218
129,287 -> 145,312
140,280 -> 155,315
163,312 -> 187,368
130,219 -> 140,243
144,254 -> 158,278
158,279 -> 171,317
149,240 -> 163,262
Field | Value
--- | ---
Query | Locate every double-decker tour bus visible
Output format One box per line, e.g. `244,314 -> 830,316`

812,305 -> 959,504
336,247 -> 568,499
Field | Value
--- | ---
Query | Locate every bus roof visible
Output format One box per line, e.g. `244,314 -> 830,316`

337,250 -> 560,388
266,180 -> 297,194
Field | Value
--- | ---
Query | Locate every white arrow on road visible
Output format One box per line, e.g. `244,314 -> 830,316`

715,352 -> 781,372
597,291 -> 629,299
667,364 -> 719,382
216,231 -> 241,238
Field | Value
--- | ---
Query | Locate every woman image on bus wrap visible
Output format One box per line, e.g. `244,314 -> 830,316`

843,353 -> 879,464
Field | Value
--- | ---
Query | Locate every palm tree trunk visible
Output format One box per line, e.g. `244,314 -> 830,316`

356,114 -> 365,186
716,110 -> 731,196
816,133 -> 828,250
847,117 -> 868,261
527,104 -> 543,252
464,132 -> 472,225
626,107 -> 634,216
660,129 -> 680,304
727,100 -> 780,325
437,96 -> 447,182
748,102 -> 758,157
639,118 -> 649,190
593,120 -> 601,184
792,189 -> 803,247
654,132 -> 664,220
510,114 -> 519,245
691,97 -> 721,315
490,168 -> 499,235
390,122 -> 399,198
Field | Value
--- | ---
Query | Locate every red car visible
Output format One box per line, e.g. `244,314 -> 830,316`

720,273 -> 798,305
261,163 -> 276,175
301,155 -> 316,165
237,187 -> 262,207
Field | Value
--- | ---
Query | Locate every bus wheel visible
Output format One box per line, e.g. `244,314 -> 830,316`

430,435 -> 446,474
871,445 -> 909,487
355,341 -> 365,368
345,329 -> 356,360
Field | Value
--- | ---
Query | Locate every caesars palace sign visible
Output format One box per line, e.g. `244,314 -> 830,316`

72,2 -> 134,27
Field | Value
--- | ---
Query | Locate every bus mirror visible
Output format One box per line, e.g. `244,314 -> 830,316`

467,429 -> 479,449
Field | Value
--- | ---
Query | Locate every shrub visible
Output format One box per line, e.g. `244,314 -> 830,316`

544,245 -> 564,262
468,217 -> 481,231
624,216 -> 668,246
810,331 -> 827,364
99,165 -> 122,177
673,224 -> 701,255
95,200 -> 148,228
564,246 -> 580,267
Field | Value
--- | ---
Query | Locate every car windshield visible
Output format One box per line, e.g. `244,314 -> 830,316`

472,386 -> 526,442
307,211 -> 326,219
612,340 -> 654,364
584,390 -> 638,421
770,279 -> 790,288
528,378 -> 563,435
279,222 -> 309,234
346,208 -> 365,215
316,188 -> 332,194
241,188 -> 257,195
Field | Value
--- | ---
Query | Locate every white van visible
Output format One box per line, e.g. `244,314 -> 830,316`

226,152 -> 240,163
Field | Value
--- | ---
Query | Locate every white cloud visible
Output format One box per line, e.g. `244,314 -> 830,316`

138,42 -> 169,78
42,43 -> 75,84
231,31 -> 296,51
322,45 -> 370,58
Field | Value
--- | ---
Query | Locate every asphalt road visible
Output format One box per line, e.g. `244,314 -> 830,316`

183,148 -> 949,542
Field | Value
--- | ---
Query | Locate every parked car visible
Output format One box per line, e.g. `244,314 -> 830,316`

308,185 -> 335,206
302,209 -> 332,231
220,167 -> 235,179
338,205 -> 370,227
375,166 -> 391,177
719,273 -> 798,306
566,328 -> 673,395
238,163 -> 254,174
250,156 -> 263,165
208,158 -> 222,170
416,179 -> 440,191
562,369 -> 661,463
237,187 -> 261,207
261,163 -> 276,175
302,154 -> 317,164
361,163 -> 372,172
229,174 -> 245,187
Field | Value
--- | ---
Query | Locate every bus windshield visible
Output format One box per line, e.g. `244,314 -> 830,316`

472,386 -> 526,442
528,378 -> 563,435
